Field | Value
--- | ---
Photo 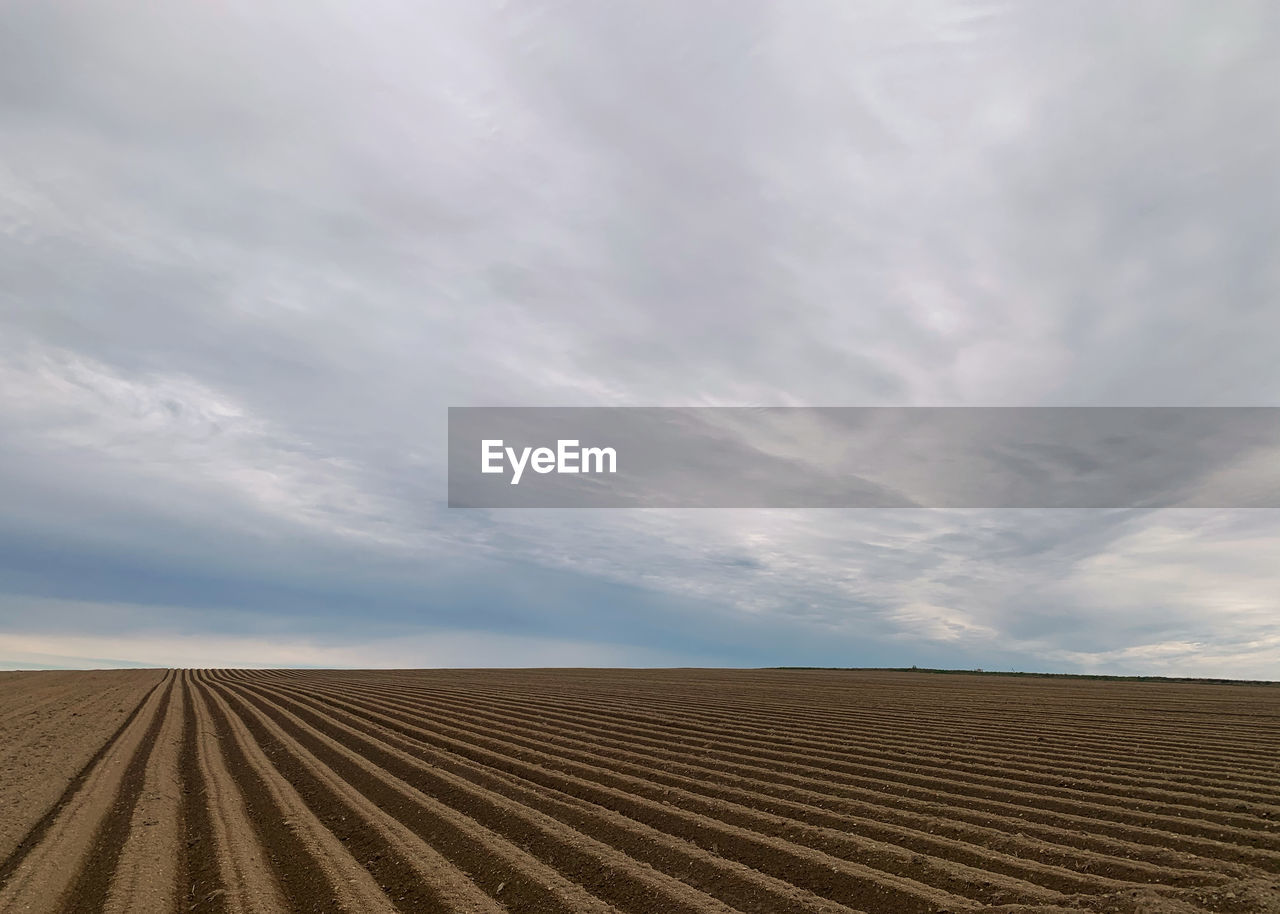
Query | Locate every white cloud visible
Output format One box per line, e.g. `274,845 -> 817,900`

1044,636 -> 1280,682
0,343 -> 413,546
1062,511 -> 1280,637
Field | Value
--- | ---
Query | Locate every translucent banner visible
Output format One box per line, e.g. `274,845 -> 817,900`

447,407 -> 1280,508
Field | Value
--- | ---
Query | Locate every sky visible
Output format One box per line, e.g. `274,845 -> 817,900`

1,1 -> 1278,676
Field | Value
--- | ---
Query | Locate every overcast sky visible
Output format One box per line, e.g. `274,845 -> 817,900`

2,1 -> 1278,675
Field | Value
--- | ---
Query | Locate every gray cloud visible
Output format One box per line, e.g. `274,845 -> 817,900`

2,1 -> 1278,675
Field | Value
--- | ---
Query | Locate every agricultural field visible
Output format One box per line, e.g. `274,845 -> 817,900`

0,668 -> 1277,913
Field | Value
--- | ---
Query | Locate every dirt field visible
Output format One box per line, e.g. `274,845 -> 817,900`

0,669 -> 166,868
0,669 -> 1276,913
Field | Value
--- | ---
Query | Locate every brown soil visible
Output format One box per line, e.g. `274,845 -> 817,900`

0,668 -> 1276,913
0,668 -> 166,867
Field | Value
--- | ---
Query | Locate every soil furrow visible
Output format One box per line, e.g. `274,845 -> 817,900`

103,675 -> 186,914
178,671 -> 231,914
202,675 -> 619,914
407,681 -> 1280,808
0,672 -> 168,889
313,677 -> 1280,842
0,672 -> 174,914
341,679 -> 1280,831
211,677 -> 868,914
278,677 -> 1279,875
196,679 -> 402,914
201,676 -> 518,914
61,671 -> 175,914
187,673 -> 291,913
354,676 -> 1280,786
218,677 -> 788,914
294,678 -> 1236,888
6,667 -> 1276,914
227,677 -> 1002,914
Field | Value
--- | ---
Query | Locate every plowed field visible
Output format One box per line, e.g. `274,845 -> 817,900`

1,669 -> 1277,913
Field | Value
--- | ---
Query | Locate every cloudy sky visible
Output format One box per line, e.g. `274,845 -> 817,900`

2,1 -> 1278,676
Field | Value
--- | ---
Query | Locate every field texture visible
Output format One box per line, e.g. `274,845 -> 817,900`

0,669 -> 1277,913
